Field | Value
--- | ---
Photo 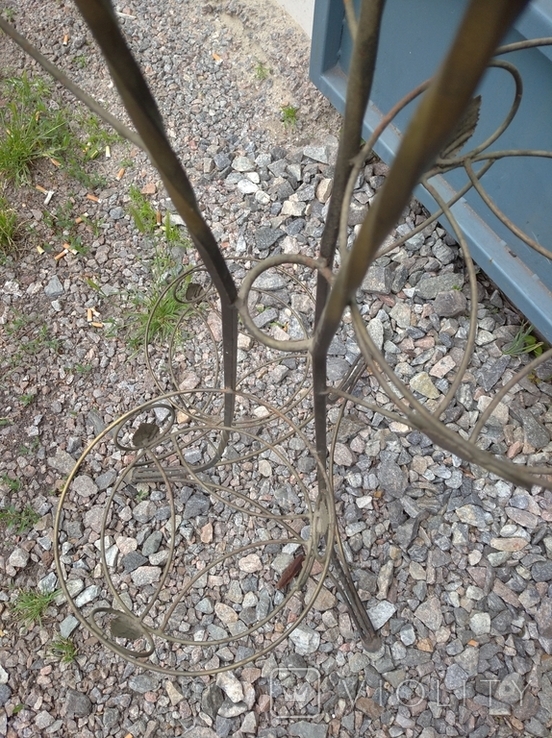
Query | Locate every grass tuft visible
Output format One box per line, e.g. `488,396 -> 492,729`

0,73 -> 73,184
50,636 -> 78,663
12,588 -> 60,626
0,195 -> 19,253
503,323 -> 544,357
281,104 -> 298,127
254,61 -> 270,80
0,504 -> 39,533
128,185 -> 158,234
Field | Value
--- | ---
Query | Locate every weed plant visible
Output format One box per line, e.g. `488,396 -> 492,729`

281,104 -> 298,127
503,323 -> 544,357
12,588 -> 60,626
0,474 -> 22,492
254,61 -> 270,80
126,244 -> 191,351
0,504 -> 39,533
0,195 -> 18,253
0,73 -> 72,184
50,636 -> 78,663
128,185 -> 158,234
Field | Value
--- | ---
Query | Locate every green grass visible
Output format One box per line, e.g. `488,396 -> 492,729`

19,393 -> 36,407
281,104 -> 298,128
18,325 -> 61,356
161,212 -> 182,243
0,504 -> 39,533
5,312 -> 31,335
126,244 -> 192,351
44,199 -> 74,233
50,636 -> 78,663
73,362 -> 94,375
12,588 -> 60,626
78,112 -> 119,161
0,474 -> 22,492
2,317 -> 62,373
128,185 -> 158,234
127,281 -> 189,351
0,196 -> 18,254
0,73 -> 73,184
0,72 -> 121,190
19,439 -> 40,455
254,61 -> 270,80
503,323 -> 544,357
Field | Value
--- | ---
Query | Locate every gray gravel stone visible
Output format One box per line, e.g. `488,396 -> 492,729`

72,474 -> 98,498
7,547 -> 30,569
65,689 -> 92,717
122,550 -> 149,572
74,585 -> 99,607
410,372 -> 440,399
103,707 -> 120,729
470,612 -> 491,635
132,500 -> 156,523
417,273 -> 465,299
129,673 -> 158,693
289,624 -> 320,654
131,566 -> 161,586
414,596 -> 443,631
476,355 -> 511,391
532,561 -> 552,581
289,721 -> 328,738
303,144 -> 329,164
0,684 -> 11,707
445,663 -> 469,690
399,624 -> 416,646
232,156 -> 255,172
496,673 -> 525,705
518,409 -> 550,449
202,684 -> 225,719
109,206 -> 124,220
183,492 -> 211,518
48,448 -> 76,474
377,462 -> 407,497
256,227 -> 284,251
535,598 -> 552,637
433,289 -> 467,317
44,275 -> 64,298
96,470 -> 117,491
455,504 -> 491,529
216,672 -> 244,703
142,530 -> 163,556
35,710 -> 54,729
367,317 -> 384,350
362,266 -> 392,294
59,614 -> 79,638
390,302 -> 411,328
214,153 -> 231,170
367,600 -> 396,629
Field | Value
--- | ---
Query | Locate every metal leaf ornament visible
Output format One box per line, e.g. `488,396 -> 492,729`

110,612 -> 145,640
132,422 -> 160,448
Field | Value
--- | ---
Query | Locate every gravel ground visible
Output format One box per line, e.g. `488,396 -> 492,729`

1,1 -> 552,737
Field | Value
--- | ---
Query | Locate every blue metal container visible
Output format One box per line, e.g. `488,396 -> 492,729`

310,0 -> 552,341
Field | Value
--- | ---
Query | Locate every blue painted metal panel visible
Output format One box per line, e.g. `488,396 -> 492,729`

310,0 -> 552,342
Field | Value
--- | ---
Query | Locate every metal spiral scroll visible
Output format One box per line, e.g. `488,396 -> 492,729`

53,36 -> 552,675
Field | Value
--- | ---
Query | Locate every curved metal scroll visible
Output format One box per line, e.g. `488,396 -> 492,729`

2,0 -> 551,675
